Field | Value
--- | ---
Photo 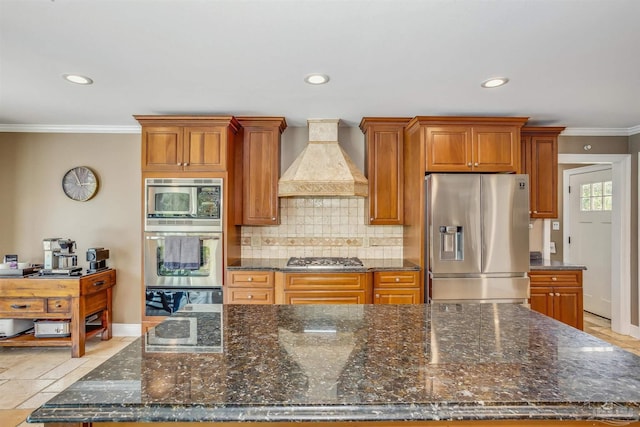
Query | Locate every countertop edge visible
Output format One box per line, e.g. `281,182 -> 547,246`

29,402 -> 640,423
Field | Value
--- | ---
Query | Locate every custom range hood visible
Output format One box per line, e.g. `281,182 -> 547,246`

278,119 -> 368,197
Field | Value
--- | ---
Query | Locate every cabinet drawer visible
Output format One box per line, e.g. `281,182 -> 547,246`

284,291 -> 367,305
0,298 -> 46,315
227,271 -> 274,288
81,270 -> 115,295
284,273 -> 367,290
47,298 -> 71,313
226,288 -> 274,304
374,271 -> 419,288
529,270 -> 581,286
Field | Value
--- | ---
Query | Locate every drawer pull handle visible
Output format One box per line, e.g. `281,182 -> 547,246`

93,280 -> 105,287
11,304 -> 29,309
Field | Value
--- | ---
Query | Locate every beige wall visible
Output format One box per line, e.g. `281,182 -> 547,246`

0,133 -> 141,325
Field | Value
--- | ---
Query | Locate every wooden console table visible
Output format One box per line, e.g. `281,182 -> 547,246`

0,269 -> 116,357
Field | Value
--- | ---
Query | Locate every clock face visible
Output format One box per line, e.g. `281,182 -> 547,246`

62,166 -> 99,201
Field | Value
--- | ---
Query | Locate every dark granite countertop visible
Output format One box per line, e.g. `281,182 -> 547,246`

29,303 -> 639,424
530,259 -> 587,271
226,258 -> 420,272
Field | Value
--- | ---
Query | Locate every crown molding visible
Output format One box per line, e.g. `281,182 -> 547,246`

562,126 -> 640,137
1,123 -> 639,136
0,124 -> 140,134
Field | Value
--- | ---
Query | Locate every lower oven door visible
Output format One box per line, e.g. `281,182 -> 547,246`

144,231 -> 222,288
145,288 -> 223,316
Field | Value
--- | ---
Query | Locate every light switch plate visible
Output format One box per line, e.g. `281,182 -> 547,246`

552,221 -> 560,231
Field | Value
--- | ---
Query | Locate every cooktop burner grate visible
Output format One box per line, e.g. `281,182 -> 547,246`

285,257 -> 364,269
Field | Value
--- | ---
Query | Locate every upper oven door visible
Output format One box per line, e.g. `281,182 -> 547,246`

144,232 -> 223,288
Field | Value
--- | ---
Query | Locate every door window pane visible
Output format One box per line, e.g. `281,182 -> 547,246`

579,180 -> 612,212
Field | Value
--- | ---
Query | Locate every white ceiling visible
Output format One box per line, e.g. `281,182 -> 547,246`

1,0 -> 639,135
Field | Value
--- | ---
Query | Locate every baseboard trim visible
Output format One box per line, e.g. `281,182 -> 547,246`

112,323 -> 142,337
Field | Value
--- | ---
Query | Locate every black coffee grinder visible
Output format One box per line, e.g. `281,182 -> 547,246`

86,247 -> 110,273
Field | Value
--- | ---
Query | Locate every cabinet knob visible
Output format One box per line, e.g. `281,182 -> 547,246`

247,294 -> 253,299
177,162 -> 182,166
272,217 -> 276,221
555,293 -> 561,296
549,292 -> 554,296
551,277 -> 557,281
395,277 -> 400,282
474,162 -> 479,167
370,217 -> 374,221
56,304 -> 62,308
467,162 -> 472,167
375,294 -> 380,298
184,162 -> 189,166
247,277 -> 253,282
533,210 -> 538,214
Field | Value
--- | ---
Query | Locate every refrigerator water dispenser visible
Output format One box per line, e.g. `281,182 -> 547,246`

439,226 -> 463,261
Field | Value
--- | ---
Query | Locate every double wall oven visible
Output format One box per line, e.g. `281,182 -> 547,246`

144,178 -> 224,316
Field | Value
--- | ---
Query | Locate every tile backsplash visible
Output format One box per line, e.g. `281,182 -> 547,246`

241,198 -> 403,259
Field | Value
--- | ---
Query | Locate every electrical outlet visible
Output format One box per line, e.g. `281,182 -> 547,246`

552,221 -> 560,231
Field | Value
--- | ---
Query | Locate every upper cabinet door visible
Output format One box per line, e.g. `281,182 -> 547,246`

472,125 -> 520,172
237,117 -> 287,226
520,127 -> 564,219
360,118 -> 410,225
141,126 -> 183,172
183,126 -> 227,171
424,126 -> 472,172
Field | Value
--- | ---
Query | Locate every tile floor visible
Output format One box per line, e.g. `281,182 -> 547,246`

1,314 -> 639,427
0,336 -> 136,427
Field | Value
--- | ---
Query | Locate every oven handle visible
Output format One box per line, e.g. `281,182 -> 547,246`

145,235 -> 221,241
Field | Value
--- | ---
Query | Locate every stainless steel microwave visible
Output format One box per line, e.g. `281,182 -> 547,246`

145,178 -> 222,232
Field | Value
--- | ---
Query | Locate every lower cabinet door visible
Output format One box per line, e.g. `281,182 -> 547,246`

529,286 -> 553,317
553,286 -> 583,330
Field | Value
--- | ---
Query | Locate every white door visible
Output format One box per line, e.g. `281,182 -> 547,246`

566,165 -> 612,319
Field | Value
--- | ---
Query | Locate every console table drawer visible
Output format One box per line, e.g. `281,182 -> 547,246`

0,298 -> 46,315
47,298 -> 71,313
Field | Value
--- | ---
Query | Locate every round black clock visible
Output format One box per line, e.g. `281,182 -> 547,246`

62,166 -> 99,201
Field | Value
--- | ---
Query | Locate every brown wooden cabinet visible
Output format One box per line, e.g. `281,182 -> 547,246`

520,127 -> 565,218
529,269 -> 583,330
0,269 -> 116,357
359,117 -> 410,225
135,115 -> 240,172
225,271 -> 275,304
373,270 -> 421,304
405,116 -> 528,173
281,272 -> 371,304
236,117 -> 287,225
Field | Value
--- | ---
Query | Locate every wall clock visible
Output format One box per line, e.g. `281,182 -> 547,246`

62,166 -> 99,201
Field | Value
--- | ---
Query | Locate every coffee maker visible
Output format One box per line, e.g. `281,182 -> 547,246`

42,238 -> 82,275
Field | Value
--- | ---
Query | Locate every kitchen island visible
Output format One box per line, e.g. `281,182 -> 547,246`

29,303 -> 640,426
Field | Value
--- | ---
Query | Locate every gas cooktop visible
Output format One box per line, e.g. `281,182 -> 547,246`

285,257 -> 364,270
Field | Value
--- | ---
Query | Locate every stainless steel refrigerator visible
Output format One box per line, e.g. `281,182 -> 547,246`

425,174 -> 530,303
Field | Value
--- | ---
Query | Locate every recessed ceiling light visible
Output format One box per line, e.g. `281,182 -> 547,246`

481,77 -> 509,88
304,74 -> 330,85
63,74 -> 94,85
